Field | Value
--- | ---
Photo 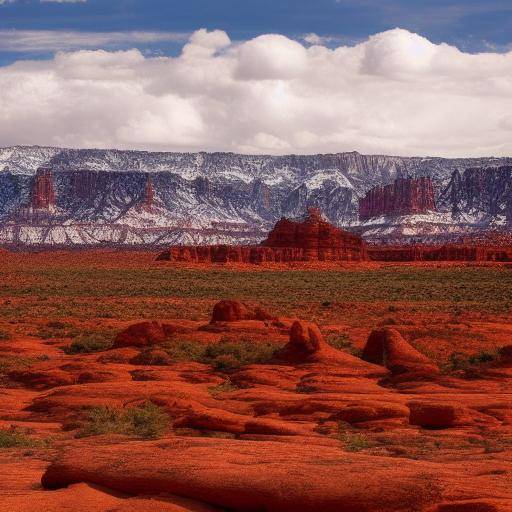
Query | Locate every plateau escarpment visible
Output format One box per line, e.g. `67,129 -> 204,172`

359,177 -> 436,220
0,146 -> 512,247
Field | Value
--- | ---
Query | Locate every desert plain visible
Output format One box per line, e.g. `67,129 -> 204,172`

0,251 -> 511,511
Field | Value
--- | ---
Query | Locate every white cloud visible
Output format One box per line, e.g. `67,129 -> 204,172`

1,27 -> 512,157
0,29 -> 188,52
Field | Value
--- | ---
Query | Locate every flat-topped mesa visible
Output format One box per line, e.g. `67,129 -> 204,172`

156,208 -> 367,263
359,177 -> 436,221
30,168 -> 56,210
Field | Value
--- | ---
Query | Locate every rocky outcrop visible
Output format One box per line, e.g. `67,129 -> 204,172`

113,321 -> 178,348
30,168 -> 56,210
264,208 -> 365,261
362,328 -> 439,376
368,243 -> 512,262
138,175 -> 154,211
157,208 -> 367,263
211,301 -> 274,323
39,437 -> 469,512
359,177 -> 436,220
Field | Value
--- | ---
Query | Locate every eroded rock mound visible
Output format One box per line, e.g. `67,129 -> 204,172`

113,322 -> 177,348
362,327 -> 439,376
211,300 -> 274,323
273,320 -> 385,376
409,402 -> 470,429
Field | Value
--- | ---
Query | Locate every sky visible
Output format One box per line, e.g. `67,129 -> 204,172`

1,0 -> 512,157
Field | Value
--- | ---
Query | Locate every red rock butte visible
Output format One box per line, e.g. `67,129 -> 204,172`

359,177 -> 437,221
30,168 -> 56,210
157,208 -> 367,263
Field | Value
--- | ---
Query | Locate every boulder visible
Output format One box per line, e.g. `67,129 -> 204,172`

210,300 -> 274,323
113,322 -> 169,348
408,402 -> 469,429
362,327 -> 439,376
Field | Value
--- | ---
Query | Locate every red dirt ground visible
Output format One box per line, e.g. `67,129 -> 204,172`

0,251 -> 511,511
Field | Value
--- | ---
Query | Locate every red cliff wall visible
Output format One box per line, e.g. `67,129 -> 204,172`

139,175 -> 155,211
359,177 -> 436,221
367,244 -> 512,262
30,168 -> 56,210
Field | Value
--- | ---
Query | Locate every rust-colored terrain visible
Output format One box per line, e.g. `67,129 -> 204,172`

1,251 -> 512,511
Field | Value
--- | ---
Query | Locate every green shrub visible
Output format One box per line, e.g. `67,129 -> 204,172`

336,422 -> 373,452
123,402 -> 169,438
161,339 -> 279,370
47,321 -> 67,329
208,380 -> 239,396
0,429 -> 41,448
65,334 -> 113,354
0,355 -> 37,375
446,352 -> 470,372
203,340 -> 279,370
445,350 -> 499,373
468,351 -> 498,365
0,330 -> 10,341
77,402 -> 169,439
326,334 -> 362,357
161,339 -> 206,362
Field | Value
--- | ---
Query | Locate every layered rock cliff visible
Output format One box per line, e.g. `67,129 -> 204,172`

359,177 -> 436,220
30,168 -> 56,210
0,146 -> 512,247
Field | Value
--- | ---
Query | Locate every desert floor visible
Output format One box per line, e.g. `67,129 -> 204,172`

0,251 -> 511,511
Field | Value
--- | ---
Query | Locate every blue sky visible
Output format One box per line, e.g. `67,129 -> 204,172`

1,0 -> 512,64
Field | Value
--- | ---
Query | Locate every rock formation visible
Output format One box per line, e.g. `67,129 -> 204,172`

367,243 -> 512,262
138,175 -> 155,211
362,327 -> 439,376
113,321 -> 177,348
157,208 -> 367,263
211,300 -> 274,323
359,177 -> 436,220
30,168 -> 56,210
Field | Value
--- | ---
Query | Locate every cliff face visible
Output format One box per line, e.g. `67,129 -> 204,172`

439,166 -> 512,221
157,208 -> 367,263
359,177 -> 436,220
30,168 -> 56,210
368,244 -> 512,262
0,146 -> 512,247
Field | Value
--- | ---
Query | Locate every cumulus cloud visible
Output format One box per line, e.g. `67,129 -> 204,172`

1,27 -> 512,157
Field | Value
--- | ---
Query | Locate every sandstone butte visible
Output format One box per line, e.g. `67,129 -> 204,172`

2,298 -> 512,511
156,208 -> 368,263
